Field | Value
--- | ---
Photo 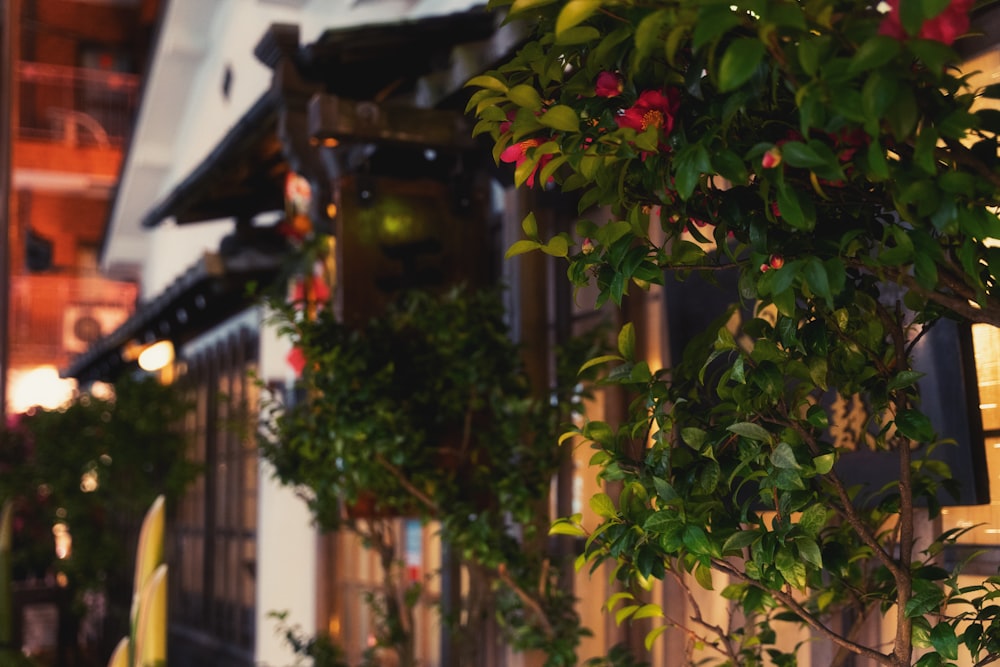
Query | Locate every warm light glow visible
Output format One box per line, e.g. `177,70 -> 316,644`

8,366 -> 76,413
138,340 -> 175,372
53,522 -> 72,559
326,202 -> 338,218
80,469 -> 98,493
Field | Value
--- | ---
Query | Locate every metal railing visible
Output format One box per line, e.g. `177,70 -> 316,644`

15,61 -> 139,147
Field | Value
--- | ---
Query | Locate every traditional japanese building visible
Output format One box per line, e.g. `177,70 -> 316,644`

55,1 -> 1000,666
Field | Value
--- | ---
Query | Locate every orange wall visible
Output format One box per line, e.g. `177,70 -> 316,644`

25,0 -> 141,66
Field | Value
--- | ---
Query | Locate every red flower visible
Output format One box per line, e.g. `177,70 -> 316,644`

500,138 -> 553,188
616,89 -> 680,138
595,71 -> 624,98
286,346 -> 307,376
615,89 -> 681,157
290,273 -> 331,306
878,0 -> 972,45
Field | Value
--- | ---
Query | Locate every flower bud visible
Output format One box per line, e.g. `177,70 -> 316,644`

762,146 -> 782,169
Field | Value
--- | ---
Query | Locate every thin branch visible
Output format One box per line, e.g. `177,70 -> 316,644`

661,565 -> 741,664
710,558 -> 894,666
374,453 -> 439,513
494,563 -> 555,639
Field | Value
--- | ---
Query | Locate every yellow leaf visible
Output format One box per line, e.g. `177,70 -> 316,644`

133,564 -> 167,667
105,637 -> 129,667
556,0 -> 603,38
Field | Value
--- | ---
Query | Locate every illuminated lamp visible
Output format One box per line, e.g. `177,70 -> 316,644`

137,340 -> 175,372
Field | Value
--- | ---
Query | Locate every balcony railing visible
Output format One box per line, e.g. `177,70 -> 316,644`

15,62 -> 139,148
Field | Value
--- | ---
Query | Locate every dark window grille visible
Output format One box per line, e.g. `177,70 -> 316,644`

171,325 -> 259,664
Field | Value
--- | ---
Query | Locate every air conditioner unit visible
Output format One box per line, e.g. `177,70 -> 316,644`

63,305 -> 129,354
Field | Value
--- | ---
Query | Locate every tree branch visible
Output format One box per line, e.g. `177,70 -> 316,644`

710,558 -> 894,666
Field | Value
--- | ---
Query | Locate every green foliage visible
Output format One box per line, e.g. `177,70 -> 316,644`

269,611 -> 359,667
470,0 -> 1000,665
1,376 -> 198,592
261,284 -> 608,666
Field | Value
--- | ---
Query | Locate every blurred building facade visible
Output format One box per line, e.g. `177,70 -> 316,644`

50,1 -> 1000,667
3,0 -> 160,413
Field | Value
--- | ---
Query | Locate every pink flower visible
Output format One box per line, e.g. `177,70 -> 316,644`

595,71 -> 624,98
581,238 -> 595,255
762,147 -> 782,169
768,254 -> 785,270
616,89 -> 680,139
500,138 -> 553,188
878,0 -> 972,45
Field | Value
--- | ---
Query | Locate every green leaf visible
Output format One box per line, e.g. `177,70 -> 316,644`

812,452 -> 835,475
541,235 -> 570,258
506,238 -> 543,258
775,184 -> 815,230
770,442 -> 799,469
781,141 -> 826,168
579,354 -> 624,374
605,591 -> 635,611
795,537 -> 823,569
718,38 -> 766,92
806,404 -> 829,429
615,604 -> 640,626
681,427 -> 706,449
798,504 -> 828,536
722,530 -> 758,554
549,519 -> 586,536
693,561 -> 714,590
895,409 -> 935,443
728,422 -> 771,442
643,512 -> 678,533
644,625 -> 669,651
556,0 -> 602,36
848,35 -> 902,73
521,212 -> 539,238
514,156 -> 539,188
683,525 -> 713,556
618,322 -> 636,359
634,10 -> 669,63
634,603 -> 664,620
674,144 -> 712,200
929,622 -> 959,660
888,370 -> 925,391
539,105 -> 580,132
555,25 -> 602,45
692,5 -> 740,50
507,84 -> 544,110
803,257 -> 832,305
465,74 -> 509,93
508,0 -> 560,15
590,492 -> 618,519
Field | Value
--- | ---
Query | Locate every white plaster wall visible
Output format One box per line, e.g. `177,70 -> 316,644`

254,460 -> 318,667
255,305 -> 317,666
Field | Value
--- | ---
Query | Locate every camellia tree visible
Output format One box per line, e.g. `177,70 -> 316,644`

468,0 -> 1000,665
